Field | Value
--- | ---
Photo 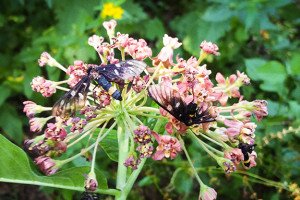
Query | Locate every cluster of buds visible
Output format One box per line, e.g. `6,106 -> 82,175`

125,125 -> 154,169
22,19 -> 268,198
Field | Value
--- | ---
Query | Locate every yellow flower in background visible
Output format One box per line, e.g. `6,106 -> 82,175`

101,2 -> 124,20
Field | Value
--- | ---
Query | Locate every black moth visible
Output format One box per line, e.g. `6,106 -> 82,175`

238,143 -> 256,167
148,84 -> 215,126
80,192 -> 100,200
52,60 -> 147,117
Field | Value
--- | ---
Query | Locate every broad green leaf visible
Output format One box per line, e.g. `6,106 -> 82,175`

0,135 -> 108,191
0,85 -> 11,106
143,18 -> 165,40
288,101 -> 300,119
245,59 -> 287,96
100,130 -> 118,162
245,58 -> 267,81
172,11 -> 230,55
202,5 -> 234,22
288,52 -> 300,76
173,169 -> 193,194
0,104 -> 23,144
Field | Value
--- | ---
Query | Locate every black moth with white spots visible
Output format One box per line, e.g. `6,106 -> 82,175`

52,60 -> 147,117
148,84 -> 215,126
238,143 -> 256,168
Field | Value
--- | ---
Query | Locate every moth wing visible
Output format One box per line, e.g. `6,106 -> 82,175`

52,76 -> 90,117
96,60 -> 147,82
148,85 -> 188,123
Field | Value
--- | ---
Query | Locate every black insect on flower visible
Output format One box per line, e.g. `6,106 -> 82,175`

148,84 -> 215,126
80,192 -> 100,200
238,143 -> 256,168
52,60 -> 147,116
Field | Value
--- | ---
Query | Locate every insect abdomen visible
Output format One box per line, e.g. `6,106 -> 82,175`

96,76 -> 122,101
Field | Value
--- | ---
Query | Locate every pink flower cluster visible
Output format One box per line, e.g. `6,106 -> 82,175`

31,76 -> 56,97
67,60 -> 88,87
152,132 -> 181,160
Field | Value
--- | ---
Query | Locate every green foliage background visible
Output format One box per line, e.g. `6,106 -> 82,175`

0,0 -> 299,199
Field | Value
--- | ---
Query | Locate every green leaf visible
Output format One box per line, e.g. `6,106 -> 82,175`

288,52 -> 300,76
173,170 -> 193,194
0,104 -> 23,144
245,58 -> 267,81
142,18 -> 165,40
0,134 -> 109,192
172,11 -> 230,55
100,130 -> 118,162
288,101 -> 300,119
0,85 -> 11,106
245,59 -> 287,96
202,5 -> 234,22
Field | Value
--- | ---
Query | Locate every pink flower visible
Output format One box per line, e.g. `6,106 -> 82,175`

136,143 -> 154,158
67,60 -> 88,87
133,125 -> 152,144
80,105 -> 97,120
214,73 -> 240,106
44,123 -> 67,141
23,101 -> 46,118
88,35 -> 104,52
124,155 -> 140,170
125,38 -> 152,60
224,148 -> 244,166
152,132 -> 181,160
224,119 -> 243,138
152,34 -> 182,68
84,172 -> 98,192
224,120 -> 256,144
38,52 -> 51,67
200,41 -> 220,56
216,157 -> 236,173
93,89 -> 111,108
34,156 -> 59,175
165,117 -> 188,134
248,151 -> 257,169
69,117 -> 87,133
132,75 -> 149,93
199,185 -> 217,200
31,76 -> 56,97
113,32 -> 130,49
29,117 -> 51,132
253,100 -> 268,121
103,19 -> 117,37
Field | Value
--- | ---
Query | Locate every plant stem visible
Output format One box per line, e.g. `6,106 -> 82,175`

117,158 -> 147,200
90,121 -> 109,174
116,118 -> 129,190
179,135 -> 204,186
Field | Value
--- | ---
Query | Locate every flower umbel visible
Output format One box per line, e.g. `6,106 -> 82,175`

23,20 -> 268,199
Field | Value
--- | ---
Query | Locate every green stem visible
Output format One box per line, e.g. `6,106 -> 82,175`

60,123 -> 116,166
0,177 -> 120,196
179,135 -> 204,186
188,130 -> 219,160
117,158 -> 147,200
90,121 -> 109,174
198,132 -> 223,147
116,118 -> 129,190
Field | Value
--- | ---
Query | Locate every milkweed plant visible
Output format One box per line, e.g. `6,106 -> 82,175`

23,20 -> 268,200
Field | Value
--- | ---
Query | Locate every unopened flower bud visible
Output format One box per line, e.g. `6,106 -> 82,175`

84,172 -> 98,192
35,156 -> 59,175
199,184 -> 217,200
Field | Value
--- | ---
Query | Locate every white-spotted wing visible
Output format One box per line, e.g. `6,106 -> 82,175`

96,60 -> 147,82
148,84 -> 215,126
52,75 -> 91,117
